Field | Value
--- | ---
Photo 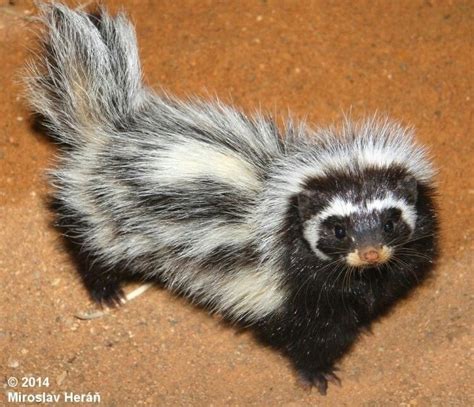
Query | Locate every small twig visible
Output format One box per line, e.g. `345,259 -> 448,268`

75,309 -> 107,320
125,283 -> 153,301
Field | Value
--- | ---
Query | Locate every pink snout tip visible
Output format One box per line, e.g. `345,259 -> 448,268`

359,248 -> 380,264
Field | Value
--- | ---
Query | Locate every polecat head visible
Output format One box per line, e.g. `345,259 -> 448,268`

298,167 -> 419,267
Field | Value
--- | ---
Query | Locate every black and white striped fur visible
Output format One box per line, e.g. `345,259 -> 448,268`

25,3 -> 438,394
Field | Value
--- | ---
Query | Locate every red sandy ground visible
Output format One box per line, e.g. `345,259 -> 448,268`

1,1 -> 473,405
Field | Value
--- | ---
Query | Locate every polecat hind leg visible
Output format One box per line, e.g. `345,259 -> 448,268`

82,269 -> 126,307
75,283 -> 153,320
73,251 -> 125,306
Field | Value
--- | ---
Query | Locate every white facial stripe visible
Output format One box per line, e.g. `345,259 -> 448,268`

318,195 -> 417,229
303,216 -> 330,260
318,197 -> 359,220
304,197 -> 358,260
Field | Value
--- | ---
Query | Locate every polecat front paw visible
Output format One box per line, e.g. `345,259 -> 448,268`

297,368 -> 341,395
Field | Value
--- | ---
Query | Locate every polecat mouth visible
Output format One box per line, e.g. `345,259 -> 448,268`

345,245 -> 393,267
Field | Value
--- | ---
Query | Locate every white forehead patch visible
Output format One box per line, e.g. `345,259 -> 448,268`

318,197 -> 359,220
366,197 -> 417,230
303,194 -> 417,260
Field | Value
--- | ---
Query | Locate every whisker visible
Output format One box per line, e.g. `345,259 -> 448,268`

389,256 -> 420,284
390,233 -> 435,248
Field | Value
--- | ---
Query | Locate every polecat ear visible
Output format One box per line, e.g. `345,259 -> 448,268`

297,189 -> 322,221
397,175 -> 418,204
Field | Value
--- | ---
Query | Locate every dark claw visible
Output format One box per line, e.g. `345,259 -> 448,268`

312,373 -> 328,395
324,371 -> 341,387
297,368 -> 341,395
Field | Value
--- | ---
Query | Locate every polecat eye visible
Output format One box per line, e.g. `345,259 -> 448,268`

383,220 -> 394,233
334,225 -> 346,239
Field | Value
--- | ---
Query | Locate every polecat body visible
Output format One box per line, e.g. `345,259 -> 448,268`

26,3 -> 438,394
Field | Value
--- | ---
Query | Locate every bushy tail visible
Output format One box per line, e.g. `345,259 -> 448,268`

25,3 -> 144,146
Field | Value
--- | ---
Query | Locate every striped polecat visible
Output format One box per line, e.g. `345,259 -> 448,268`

25,3 -> 438,394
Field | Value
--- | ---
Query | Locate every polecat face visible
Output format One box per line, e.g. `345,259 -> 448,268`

298,170 -> 419,268
315,203 -> 414,266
